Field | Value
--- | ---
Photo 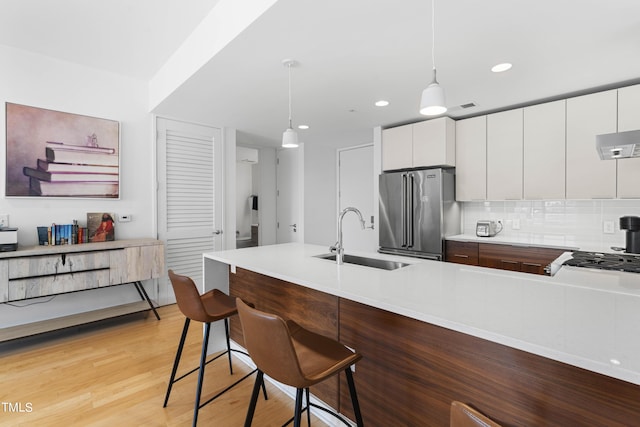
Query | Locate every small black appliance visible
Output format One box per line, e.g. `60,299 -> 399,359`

620,216 -> 640,254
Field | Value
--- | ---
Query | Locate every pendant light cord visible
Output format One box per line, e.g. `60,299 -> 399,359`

287,62 -> 293,128
431,0 -> 437,74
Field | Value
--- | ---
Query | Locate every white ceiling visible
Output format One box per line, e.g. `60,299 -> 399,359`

2,0 -> 640,148
0,0 -> 221,80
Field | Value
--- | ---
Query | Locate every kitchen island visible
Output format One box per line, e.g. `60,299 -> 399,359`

204,243 -> 640,426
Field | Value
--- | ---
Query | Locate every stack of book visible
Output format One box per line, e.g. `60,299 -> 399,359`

47,221 -> 88,245
23,141 -> 119,197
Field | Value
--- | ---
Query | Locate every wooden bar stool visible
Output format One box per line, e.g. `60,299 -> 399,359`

163,270 -> 266,426
450,401 -> 501,427
236,298 -> 364,427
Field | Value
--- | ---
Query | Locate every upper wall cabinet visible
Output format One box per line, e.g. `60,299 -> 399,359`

523,100 -> 566,200
487,109 -> 523,200
381,124 -> 413,171
566,90 -> 617,199
455,116 -> 486,201
412,118 -> 456,168
617,84 -> 640,199
382,117 -> 455,171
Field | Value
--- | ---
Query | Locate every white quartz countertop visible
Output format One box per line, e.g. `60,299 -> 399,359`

204,243 -> 640,385
446,233 -> 581,250
446,233 -> 629,254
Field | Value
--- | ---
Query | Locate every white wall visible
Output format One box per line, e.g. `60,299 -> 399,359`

0,45 -> 153,244
303,143 -> 336,246
0,45 -> 155,326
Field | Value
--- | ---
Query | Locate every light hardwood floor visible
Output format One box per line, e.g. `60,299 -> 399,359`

0,305 -> 327,426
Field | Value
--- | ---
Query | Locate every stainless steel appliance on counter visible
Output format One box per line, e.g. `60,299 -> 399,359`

475,220 -> 500,237
378,168 -> 460,260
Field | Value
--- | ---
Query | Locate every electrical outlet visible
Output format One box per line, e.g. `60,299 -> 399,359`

603,220 -> 615,234
512,219 -> 520,230
0,214 -> 8,228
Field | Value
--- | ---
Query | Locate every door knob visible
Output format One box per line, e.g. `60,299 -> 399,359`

289,224 -> 297,232
213,229 -> 223,235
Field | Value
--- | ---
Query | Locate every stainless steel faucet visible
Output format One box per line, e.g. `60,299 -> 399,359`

330,207 -> 369,265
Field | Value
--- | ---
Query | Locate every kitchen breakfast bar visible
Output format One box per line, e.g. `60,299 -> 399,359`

203,243 -> 640,426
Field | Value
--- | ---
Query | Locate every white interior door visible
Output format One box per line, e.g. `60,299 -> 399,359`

156,117 -> 223,305
276,147 -> 302,243
338,144 -> 375,252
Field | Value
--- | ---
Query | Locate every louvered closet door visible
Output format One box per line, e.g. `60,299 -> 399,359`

156,117 -> 223,305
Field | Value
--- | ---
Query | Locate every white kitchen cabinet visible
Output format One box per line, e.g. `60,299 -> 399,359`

382,124 -> 412,170
524,100 -> 566,199
617,84 -> 640,199
566,90 -> 617,199
487,109 -> 523,200
455,116 -> 487,201
412,117 -> 455,167
382,117 -> 455,171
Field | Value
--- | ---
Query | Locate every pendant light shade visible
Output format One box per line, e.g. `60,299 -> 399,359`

420,0 -> 447,116
282,59 -> 299,148
282,127 -> 299,148
420,69 -> 447,116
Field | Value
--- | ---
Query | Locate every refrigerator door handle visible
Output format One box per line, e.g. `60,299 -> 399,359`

408,173 -> 415,248
401,173 -> 407,247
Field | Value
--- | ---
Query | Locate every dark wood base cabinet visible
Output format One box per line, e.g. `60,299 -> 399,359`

445,240 -> 566,275
230,267 -> 640,426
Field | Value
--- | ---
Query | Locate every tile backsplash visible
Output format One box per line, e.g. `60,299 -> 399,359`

462,200 -> 640,250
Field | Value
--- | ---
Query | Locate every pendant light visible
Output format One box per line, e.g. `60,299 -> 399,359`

282,59 -> 299,148
420,0 -> 447,116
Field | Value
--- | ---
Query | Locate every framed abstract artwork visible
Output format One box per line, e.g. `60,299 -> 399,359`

5,102 -> 120,198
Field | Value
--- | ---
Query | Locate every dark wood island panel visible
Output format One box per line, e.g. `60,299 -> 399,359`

339,298 -> 640,427
229,267 -> 340,409
228,266 -> 640,426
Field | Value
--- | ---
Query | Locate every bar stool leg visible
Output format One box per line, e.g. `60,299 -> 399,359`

344,368 -> 364,427
261,378 -> 268,400
293,388 -> 304,427
193,322 -> 212,427
305,388 -> 311,426
224,318 -> 233,375
244,370 -> 264,427
163,317 -> 191,407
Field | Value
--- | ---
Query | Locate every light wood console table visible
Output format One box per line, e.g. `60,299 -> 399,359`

0,238 -> 165,342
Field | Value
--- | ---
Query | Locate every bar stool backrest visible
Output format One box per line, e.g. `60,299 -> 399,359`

168,269 -> 210,323
236,298 -> 307,388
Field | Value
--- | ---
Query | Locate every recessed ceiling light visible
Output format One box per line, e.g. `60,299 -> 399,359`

491,63 -> 513,73
298,125 -> 309,130
375,100 -> 389,107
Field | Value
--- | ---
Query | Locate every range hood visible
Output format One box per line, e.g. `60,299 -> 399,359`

596,129 -> 640,160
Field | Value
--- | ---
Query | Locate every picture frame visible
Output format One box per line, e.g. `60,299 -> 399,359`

5,102 -> 120,198
87,212 -> 116,242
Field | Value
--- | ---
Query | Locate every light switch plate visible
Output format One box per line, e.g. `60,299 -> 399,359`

118,214 -> 132,223
512,219 -> 520,230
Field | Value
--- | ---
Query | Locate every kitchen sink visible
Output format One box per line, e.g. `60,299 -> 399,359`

314,253 -> 410,271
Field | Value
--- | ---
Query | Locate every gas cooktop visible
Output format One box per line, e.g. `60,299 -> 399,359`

562,251 -> 640,273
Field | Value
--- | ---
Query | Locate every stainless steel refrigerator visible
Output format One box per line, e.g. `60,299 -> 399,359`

379,168 -> 460,260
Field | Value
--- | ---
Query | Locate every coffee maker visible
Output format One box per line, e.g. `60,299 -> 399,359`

620,216 -> 640,254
